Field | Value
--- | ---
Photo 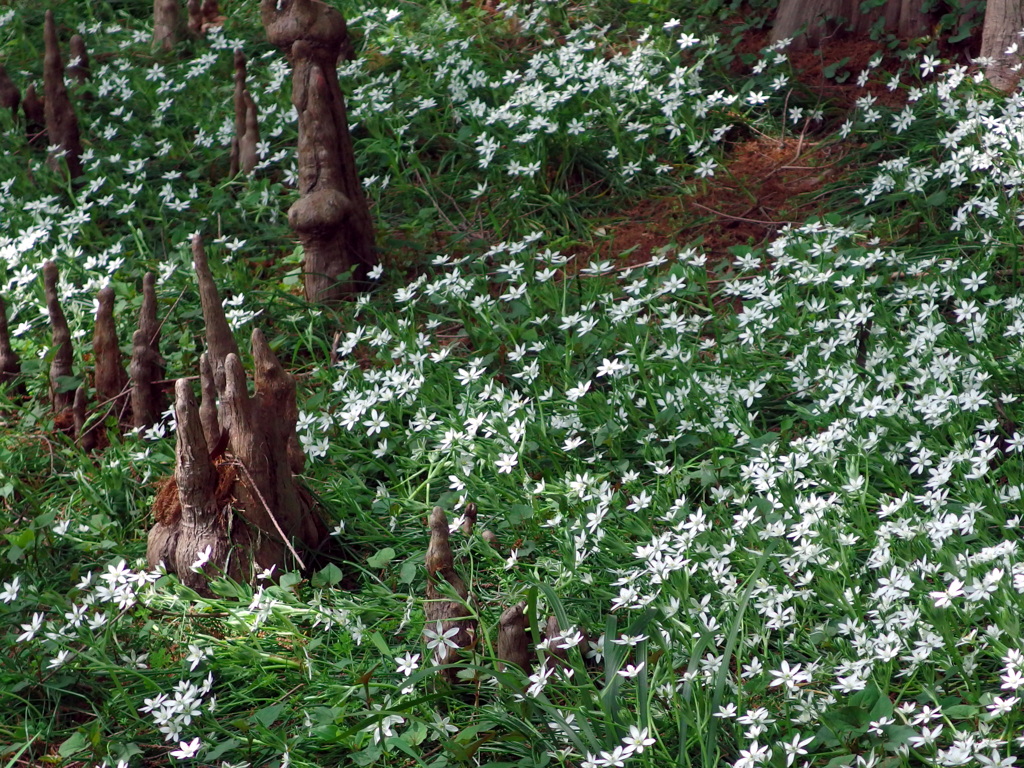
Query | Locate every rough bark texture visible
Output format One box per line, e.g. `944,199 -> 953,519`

262,0 -> 377,301
221,329 -> 324,564
43,11 -> 83,179
240,91 -> 260,174
23,83 -> 45,145
67,34 -> 90,85
497,603 -> 532,674
770,0 -> 932,49
94,286 -> 130,424
461,501 -> 477,535
147,248 -> 326,593
202,0 -> 221,29
187,0 -> 203,36
0,65 -> 20,119
73,385 -> 98,451
0,295 -> 23,394
229,51 -> 261,177
153,0 -> 180,52
130,273 -> 166,430
147,379 -> 232,593
543,615 -> 569,667
199,352 -> 222,453
980,0 -> 1024,91
192,234 -> 239,393
43,261 -> 74,414
425,505 -> 475,680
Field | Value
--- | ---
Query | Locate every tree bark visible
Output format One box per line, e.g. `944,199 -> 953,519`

192,234 -> 239,392
262,0 -> 377,301
425,506 -> 475,680
497,603 -> 532,674
23,83 -> 45,146
980,0 -> 1024,91
147,242 -> 327,593
0,65 -> 19,120
153,0 -> 180,52
94,286 -> 130,424
43,11 -> 83,179
130,273 -> 166,430
0,295 -> 23,395
771,0 -> 932,49
67,35 -> 90,85
43,261 -> 74,414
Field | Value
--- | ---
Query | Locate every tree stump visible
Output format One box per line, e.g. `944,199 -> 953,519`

229,51 -> 260,177
43,261 -> 74,415
425,506 -> 476,680
261,0 -> 377,302
43,11 -> 83,179
130,273 -> 166,430
187,0 -> 222,36
147,239 -> 327,593
73,385 -> 99,451
497,603 -> 532,675
191,235 -> 239,392
94,286 -> 130,425
0,65 -> 20,120
0,296 -> 23,395
23,83 -> 45,146
67,35 -> 90,86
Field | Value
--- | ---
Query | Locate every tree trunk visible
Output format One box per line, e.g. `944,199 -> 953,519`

262,0 -> 377,301
980,0 -> 1024,91
153,0 -> 180,52
771,0 -> 932,49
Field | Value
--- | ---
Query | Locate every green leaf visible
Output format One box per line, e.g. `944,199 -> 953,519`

942,704 -> 979,719
204,738 -> 241,761
352,744 -> 382,766
368,547 -> 396,568
311,563 -> 343,587
254,703 -> 286,728
368,631 -> 393,660
58,732 -> 88,758
822,57 -> 850,80
400,559 -> 417,584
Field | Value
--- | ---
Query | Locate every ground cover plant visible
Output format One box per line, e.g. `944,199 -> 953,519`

2,1 -> 1024,767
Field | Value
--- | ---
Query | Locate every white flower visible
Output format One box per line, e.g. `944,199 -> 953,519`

423,621 -> 460,662
395,652 -> 420,676
622,725 -> 656,753
618,662 -> 645,678
495,452 -> 518,474
0,576 -> 20,603
363,409 -> 389,436
170,737 -> 202,760
190,545 -> 213,573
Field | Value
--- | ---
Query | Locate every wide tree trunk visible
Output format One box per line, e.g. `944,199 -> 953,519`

980,0 -> 1024,91
771,0 -> 931,49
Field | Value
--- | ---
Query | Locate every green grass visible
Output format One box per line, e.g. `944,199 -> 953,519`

2,1 -> 1024,767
